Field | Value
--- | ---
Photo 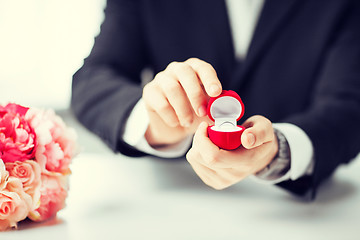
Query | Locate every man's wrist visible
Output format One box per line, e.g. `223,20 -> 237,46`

255,128 -> 291,180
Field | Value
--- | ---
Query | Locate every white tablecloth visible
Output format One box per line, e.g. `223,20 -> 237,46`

2,110 -> 360,240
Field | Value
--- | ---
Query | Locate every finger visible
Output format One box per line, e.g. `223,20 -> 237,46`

169,62 -> 208,117
185,58 -> 222,97
241,115 -> 275,149
192,122 -> 220,164
211,141 -> 274,169
161,80 -> 194,127
187,150 -> 232,190
186,149 -> 216,183
155,71 -> 194,127
143,82 -> 180,127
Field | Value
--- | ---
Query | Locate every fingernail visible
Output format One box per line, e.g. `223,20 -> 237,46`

198,105 -> 207,117
247,133 -> 255,147
210,84 -> 220,96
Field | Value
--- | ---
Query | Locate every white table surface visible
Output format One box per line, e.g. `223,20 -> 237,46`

2,110 -> 360,240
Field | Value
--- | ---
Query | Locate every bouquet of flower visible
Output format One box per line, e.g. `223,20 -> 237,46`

0,103 -> 77,231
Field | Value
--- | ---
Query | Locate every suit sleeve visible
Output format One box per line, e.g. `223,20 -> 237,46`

71,0 -> 148,156
277,1 -> 360,197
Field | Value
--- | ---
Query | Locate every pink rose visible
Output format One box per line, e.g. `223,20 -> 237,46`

26,109 -> 77,174
5,161 -> 41,210
0,104 -> 36,163
0,160 -> 9,191
29,175 -> 68,222
0,177 -> 32,231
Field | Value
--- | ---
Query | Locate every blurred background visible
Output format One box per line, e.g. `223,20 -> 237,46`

0,0 -> 105,109
0,1 -> 359,239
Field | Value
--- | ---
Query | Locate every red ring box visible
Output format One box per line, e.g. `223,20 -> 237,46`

207,90 -> 245,150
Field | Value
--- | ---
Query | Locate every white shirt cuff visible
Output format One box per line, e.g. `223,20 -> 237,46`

251,123 -> 315,185
122,99 -> 192,158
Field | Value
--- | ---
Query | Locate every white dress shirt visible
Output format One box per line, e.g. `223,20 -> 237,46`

122,0 -> 314,183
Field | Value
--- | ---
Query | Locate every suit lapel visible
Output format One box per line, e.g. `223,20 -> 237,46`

229,0 -> 300,89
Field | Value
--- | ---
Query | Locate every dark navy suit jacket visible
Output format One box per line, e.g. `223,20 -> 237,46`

71,0 -> 360,197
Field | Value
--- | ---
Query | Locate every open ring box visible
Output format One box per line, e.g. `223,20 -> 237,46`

207,90 -> 245,150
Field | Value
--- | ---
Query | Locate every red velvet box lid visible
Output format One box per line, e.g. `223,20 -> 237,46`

207,90 -> 245,123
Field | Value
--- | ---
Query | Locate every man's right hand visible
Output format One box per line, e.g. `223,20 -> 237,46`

142,58 -> 222,147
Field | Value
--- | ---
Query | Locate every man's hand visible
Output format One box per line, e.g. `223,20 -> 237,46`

186,115 -> 278,190
143,58 -> 222,146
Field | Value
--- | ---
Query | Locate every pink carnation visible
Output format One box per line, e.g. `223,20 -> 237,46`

29,175 -> 68,222
5,161 -> 41,210
0,104 -> 37,163
26,109 -> 77,174
0,177 -> 32,231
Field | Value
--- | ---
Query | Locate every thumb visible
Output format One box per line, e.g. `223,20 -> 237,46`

241,115 -> 275,149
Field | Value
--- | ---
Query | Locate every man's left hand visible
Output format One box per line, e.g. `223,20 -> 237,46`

186,115 -> 278,190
